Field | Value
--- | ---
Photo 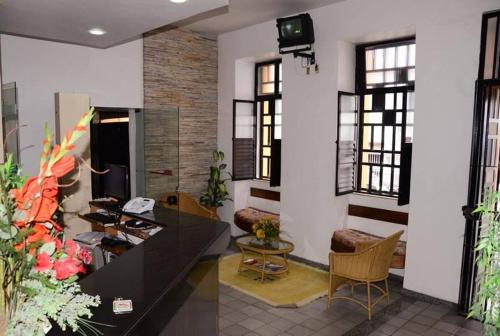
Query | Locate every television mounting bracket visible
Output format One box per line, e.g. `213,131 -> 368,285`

279,44 -> 316,65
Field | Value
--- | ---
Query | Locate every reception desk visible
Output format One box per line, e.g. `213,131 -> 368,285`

49,202 -> 231,335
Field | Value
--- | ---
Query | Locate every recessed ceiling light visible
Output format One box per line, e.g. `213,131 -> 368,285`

88,27 -> 107,36
170,0 -> 187,3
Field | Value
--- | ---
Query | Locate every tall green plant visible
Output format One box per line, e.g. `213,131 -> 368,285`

469,189 -> 500,335
200,150 -> 232,208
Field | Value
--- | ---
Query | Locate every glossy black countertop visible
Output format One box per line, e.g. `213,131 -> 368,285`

49,203 -> 230,335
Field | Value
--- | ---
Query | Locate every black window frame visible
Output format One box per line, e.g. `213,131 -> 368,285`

354,37 -> 415,200
255,59 -> 282,181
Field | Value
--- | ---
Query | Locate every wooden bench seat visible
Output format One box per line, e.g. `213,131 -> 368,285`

331,228 -> 406,269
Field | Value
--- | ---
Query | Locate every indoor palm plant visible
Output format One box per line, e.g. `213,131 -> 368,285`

469,189 -> 500,335
200,150 -> 232,216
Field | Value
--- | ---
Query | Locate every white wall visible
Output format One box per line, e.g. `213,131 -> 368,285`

218,0 -> 500,303
0,34 -> 143,176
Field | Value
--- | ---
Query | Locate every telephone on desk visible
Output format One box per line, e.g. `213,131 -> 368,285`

122,197 -> 155,214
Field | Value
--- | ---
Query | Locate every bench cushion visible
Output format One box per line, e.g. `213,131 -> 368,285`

234,207 -> 279,233
331,229 -> 406,269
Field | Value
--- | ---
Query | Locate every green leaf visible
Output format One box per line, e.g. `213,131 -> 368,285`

39,241 -> 56,256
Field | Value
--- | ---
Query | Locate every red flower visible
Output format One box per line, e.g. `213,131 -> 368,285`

51,156 -> 75,178
35,252 -> 53,272
78,247 -> 92,265
54,237 -> 62,251
12,176 -> 58,226
26,224 -> 51,244
64,240 -> 78,257
53,257 -> 84,280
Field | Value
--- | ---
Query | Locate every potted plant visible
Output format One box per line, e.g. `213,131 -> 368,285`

252,217 -> 280,248
469,190 -> 500,336
200,150 -> 232,217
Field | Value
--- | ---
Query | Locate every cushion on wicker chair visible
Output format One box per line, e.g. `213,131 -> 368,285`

331,229 -> 406,269
234,207 -> 279,233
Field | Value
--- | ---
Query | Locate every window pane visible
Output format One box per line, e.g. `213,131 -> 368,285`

395,127 -> 401,151
367,71 -> 384,84
263,101 -> 269,114
275,115 -> 282,125
396,112 -> 403,124
263,127 -> 269,145
361,165 -> 370,189
258,64 -> 276,95
382,167 -> 392,192
261,83 -> 274,94
407,91 -> 415,110
374,49 -> 384,70
384,126 -> 393,150
263,147 -> 271,156
371,166 -> 380,190
364,95 -> 373,110
263,115 -> 272,125
385,47 -> 395,68
275,99 -> 282,115
406,126 -> 414,143
366,50 -> 374,71
363,126 -> 372,149
262,158 -> 269,177
397,45 -> 408,67
406,112 -> 414,125
364,112 -> 382,124
408,68 -> 415,81
394,154 -> 400,166
385,93 -> 394,110
383,153 -> 392,165
409,44 -> 416,66
393,167 -> 400,193
396,92 -> 403,109
373,126 -> 382,150
235,103 -> 254,138
274,126 -> 282,139
384,70 -> 395,83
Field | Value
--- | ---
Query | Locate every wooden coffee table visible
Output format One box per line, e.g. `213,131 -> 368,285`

235,236 -> 294,282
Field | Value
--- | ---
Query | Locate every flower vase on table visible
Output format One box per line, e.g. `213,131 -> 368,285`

252,217 -> 280,249
0,108 -> 103,335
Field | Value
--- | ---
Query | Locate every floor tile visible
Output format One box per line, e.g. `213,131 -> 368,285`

286,324 -> 314,336
238,317 -> 265,331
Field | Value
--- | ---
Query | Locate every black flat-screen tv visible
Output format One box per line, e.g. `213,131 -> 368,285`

276,13 -> 315,49
103,163 -> 130,201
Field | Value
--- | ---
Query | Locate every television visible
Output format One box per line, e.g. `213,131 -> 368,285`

102,163 -> 130,201
276,13 -> 315,49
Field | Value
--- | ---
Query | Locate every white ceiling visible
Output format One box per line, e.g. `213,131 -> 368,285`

186,0 -> 346,35
0,0 -> 346,48
0,0 -> 227,48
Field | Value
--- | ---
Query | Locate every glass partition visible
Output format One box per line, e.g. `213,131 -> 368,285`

1,82 -> 20,164
132,107 -> 179,201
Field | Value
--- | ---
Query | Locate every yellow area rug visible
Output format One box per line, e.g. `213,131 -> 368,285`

219,253 -> 328,307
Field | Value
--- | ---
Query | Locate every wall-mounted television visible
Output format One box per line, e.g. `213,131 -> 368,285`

276,13 -> 315,49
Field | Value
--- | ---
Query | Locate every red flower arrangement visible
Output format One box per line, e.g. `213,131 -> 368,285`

0,108 -> 102,334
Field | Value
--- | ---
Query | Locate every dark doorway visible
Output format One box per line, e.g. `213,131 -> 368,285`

90,108 -> 130,200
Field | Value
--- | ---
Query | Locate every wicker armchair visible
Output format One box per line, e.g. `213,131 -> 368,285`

327,230 -> 404,320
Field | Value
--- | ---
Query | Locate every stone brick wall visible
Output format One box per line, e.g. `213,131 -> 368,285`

143,28 -> 218,199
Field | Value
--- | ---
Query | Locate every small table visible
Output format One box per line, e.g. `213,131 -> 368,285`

235,236 -> 294,282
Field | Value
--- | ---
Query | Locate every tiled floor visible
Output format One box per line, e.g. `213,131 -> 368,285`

218,277 -> 483,336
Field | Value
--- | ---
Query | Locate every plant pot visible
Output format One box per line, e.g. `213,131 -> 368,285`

207,207 -> 218,218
